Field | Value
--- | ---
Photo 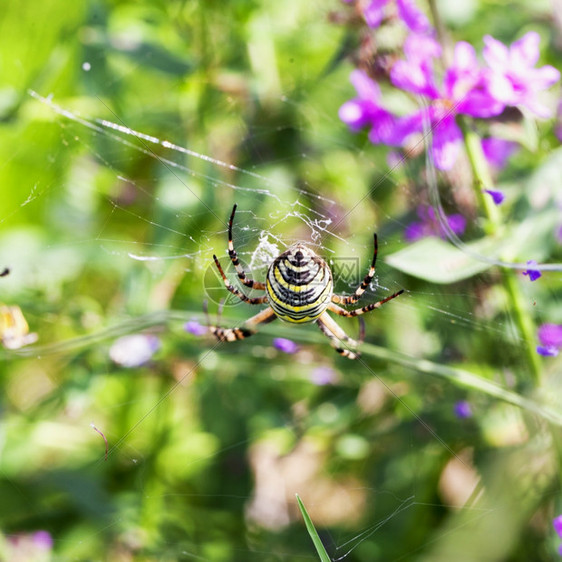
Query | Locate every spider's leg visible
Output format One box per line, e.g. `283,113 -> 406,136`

316,312 -> 362,360
209,306 -> 276,342
328,289 -> 404,317
213,254 -> 269,305
227,204 -> 266,291
332,233 -> 377,306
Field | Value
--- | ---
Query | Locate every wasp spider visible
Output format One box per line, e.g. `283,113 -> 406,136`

209,205 -> 404,359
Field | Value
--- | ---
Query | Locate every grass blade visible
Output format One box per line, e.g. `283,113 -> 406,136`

296,494 -> 331,562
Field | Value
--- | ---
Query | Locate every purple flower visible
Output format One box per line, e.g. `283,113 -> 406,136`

310,366 -> 338,385
557,225 -> 562,244
361,0 -> 431,33
483,32 -> 560,118
481,138 -> 518,169
32,530 -> 54,550
553,515 -> 562,538
482,189 -> 505,205
522,260 -> 541,281
7,531 -> 53,559
405,206 -> 466,242
390,38 -> 505,170
454,400 -> 472,419
536,324 -> 562,357
184,320 -> 208,336
109,334 -> 160,367
339,70 -> 405,145
538,324 -> 562,347
273,337 -> 299,354
537,346 -> 558,357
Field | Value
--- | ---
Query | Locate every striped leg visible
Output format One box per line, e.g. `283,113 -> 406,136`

316,312 -> 365,360
227,204 -> 266,290
328,288 -> 404,317
332,233 -> 377,306
209,306 -> 276,342
213,255 -> 269,305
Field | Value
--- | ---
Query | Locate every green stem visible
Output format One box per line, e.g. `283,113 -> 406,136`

459,118 -> 542,384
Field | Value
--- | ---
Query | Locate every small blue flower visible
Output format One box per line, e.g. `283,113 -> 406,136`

537,345 -> 559,357
273,338 -> 299,354
522,260 -> 541,281
537,324 -> 562,357
310,366 -> 337,385
184,320 -> 208,336
453,400 -> 472,419
109,334 -> 160,367
483,189 -> 505,205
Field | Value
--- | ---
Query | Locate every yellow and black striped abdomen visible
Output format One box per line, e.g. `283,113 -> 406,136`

266,244 -> 333,323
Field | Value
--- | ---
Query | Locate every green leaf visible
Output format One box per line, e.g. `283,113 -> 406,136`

295,494 -> 332,562
385,236 -> 492,284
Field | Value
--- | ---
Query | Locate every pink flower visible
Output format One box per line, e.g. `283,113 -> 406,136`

536,324 -> 562,357
483,32 -> 560,117
362,0 -> 431,33
390,38 -> 505,169
339,70 -> 406,145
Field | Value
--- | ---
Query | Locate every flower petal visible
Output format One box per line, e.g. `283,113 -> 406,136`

446,213 -> 466,235
368,110 -> 402,145
529,64 -> 561,91
390,59 -> 439,98
453,41 -> 479,71
396,0 -> 431,33
537,345 -> 559,357
363,0 -> 388,28
404,33 -> 442,61
510,31 -> 540,68
522,98 -> 554,119
483,189 -> 505,205
457,89 -> 505,118
486,71 -> 516,104
339,100 -> 372,130
483,35 -> 510,70
404,221 -> 428,242
350,69 -> 381,100
431,116 -> 462,170
481,138 -> 518,169
393,110 -> 426,143
553,515 -> 562,538
538,323 -> 562,348
522,260 -> 542,281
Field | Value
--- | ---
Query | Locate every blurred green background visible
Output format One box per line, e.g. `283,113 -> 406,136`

1,0 -> 562,560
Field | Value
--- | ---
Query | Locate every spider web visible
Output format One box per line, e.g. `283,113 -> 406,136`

1,2 -> 558,559
3,88 -> 507,558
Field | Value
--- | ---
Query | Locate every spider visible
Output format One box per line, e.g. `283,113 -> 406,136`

208,205 -> 404,359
